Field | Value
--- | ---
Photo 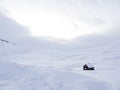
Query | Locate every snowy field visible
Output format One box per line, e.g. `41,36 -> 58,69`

0,39 -> 120,90
1,0 -> 120,89
0,61 -> 113,90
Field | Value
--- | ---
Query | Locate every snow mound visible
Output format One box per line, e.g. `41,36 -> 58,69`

0,61 -> 27,81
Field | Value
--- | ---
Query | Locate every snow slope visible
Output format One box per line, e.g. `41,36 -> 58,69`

0,35 -> 120,90
0,61 -> 113,90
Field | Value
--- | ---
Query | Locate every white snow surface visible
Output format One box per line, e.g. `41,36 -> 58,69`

0,61 -> 113,90
0,37 -> 120,90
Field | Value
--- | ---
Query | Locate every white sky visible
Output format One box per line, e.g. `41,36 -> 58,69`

1,0 -> 120,40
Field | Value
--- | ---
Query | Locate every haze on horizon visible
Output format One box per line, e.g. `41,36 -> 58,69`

0,0 -> 120,40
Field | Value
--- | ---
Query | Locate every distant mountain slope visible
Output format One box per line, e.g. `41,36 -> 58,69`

0,13 -> 30,41
0,38 -> 16,45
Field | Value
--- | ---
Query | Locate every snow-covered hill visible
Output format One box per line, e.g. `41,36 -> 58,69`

0,37 -> 120,90
1,35 -> 120,90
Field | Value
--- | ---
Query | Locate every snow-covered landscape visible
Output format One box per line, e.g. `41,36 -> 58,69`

1,0 -> 120,90
1,27 -> 120,90
0,39 -> 120,90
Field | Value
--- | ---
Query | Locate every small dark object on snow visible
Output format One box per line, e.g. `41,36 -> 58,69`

83,64 -> 94,70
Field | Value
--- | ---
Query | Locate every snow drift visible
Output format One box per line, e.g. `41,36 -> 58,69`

0,61 -> 113,90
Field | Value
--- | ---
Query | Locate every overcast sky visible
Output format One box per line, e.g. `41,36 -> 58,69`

0,0 -> 120,40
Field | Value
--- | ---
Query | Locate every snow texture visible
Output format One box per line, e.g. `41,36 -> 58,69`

0,61 -> 113,90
